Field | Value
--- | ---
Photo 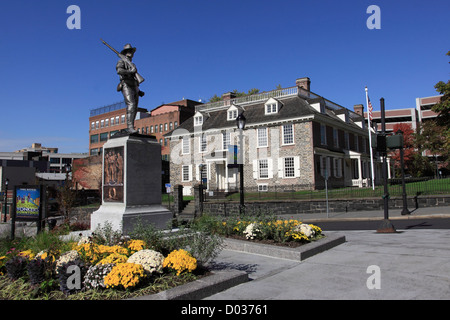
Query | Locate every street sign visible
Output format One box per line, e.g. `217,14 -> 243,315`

227,145 -> 240,168
386,134 -> 403,149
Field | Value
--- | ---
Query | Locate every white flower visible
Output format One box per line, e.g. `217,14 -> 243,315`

77,236 -> 91,245
294,224 -> 315,238
55,250 -> 80,273
243,223 -> 260,240
84,263 -> 115,289
127,249 -> 164,274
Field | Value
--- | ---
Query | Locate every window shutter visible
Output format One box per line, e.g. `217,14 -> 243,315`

267,159 -> 273,179
294,156 -> 301,178
188,165 -> 193,181
278,158 -> 283,178
195,165 -> 200,181
252,160 -> 258,179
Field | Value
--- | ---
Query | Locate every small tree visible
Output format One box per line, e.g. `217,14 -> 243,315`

58,173 -> 76,219
389,123 -> 416,176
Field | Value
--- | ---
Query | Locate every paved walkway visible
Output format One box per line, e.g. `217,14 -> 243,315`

205,206 -> 450,300
281,204 -> 450,222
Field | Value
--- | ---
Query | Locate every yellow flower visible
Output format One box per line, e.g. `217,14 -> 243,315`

163,249 -> 197,276
104,263 -> 145,289
97,252 -> 128,265
19,250 -> 35,259
127,239 -> 146,253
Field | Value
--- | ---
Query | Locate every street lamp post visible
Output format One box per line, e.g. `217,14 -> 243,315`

3,178 -> 9,223
377,97 -> 396,233
236,113 -> 246,215
396,129 -> 410,215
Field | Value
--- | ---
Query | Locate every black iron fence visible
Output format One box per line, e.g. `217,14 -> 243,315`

205,177 -> 450,202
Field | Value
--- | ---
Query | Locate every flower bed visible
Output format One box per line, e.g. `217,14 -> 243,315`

192,215 -> 324,247
0,235 -> 204,300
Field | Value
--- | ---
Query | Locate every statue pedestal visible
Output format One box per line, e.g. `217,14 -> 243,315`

91,133 -> 172,234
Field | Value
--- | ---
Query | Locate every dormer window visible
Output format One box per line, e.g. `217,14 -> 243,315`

194,112 -> 203,126
227,105 -> 239,121
264,98 -> 280,115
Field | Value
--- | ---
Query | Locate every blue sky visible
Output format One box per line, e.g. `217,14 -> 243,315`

0,0 -> 448,153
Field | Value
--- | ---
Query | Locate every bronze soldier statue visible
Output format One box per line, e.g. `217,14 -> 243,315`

116,44 -> 145,133
101,39 -> 146,134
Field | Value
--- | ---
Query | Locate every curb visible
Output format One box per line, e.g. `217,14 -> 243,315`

223,233 -> 346,261
301,213 -> 450,223
128,270 -> 248,300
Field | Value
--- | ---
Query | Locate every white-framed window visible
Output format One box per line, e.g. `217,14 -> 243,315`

284,157 -> 295,178
199,134 -> 207,153
257,127 -> 268,147
100,120 -> 104,128
182,137 -> 190,154
164,123 -> 168,131
222,132 -> 230,150
258,159 -> 269,179
228,109 -> 238,120
282,124 -> 294,145
110,117 -> 114,126
194,116 -> 203,126
227,105 -> 239,121
116,116 -> 120,125
160,124 -> 163,132
105,119 -> 109,127
95,121 -> 99,129
182,165 -> 192,182
194,111 -> 204,126
169,122 -> 173,130
258,184 -> 268,192
253,159 -> 273,179
279,156 -> 300,178
91,122 -> 95,130
150,126 -> 154,133
320,124 -> 327,145
264,98 -> 279,115
266,103 -> 277,114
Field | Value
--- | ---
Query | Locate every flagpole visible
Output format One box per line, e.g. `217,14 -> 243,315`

365,86 -> 375,190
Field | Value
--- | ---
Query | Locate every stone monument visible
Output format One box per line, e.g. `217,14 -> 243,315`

91,41 -> 172,234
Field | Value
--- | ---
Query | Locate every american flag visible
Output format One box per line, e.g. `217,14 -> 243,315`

367,96 -> 373,121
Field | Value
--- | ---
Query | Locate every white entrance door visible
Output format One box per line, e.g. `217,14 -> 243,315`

216,163 -> 226,190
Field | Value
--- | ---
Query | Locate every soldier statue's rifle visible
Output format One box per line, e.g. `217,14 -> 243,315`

101,38 -> 145,84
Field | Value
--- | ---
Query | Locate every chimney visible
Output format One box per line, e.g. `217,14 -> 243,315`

222,92 -> 236,106
222,92 -> 236,101
296,77 -> 311,91
353,104 -> 364,116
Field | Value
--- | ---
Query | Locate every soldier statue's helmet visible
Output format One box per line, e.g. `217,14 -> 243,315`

121,43 -> 137,55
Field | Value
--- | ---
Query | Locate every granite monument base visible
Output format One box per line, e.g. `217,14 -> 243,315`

90,132 -> 172,235
91,203 -> 172,235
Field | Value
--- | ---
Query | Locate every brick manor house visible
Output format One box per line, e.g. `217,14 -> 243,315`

167,77 -> 381,196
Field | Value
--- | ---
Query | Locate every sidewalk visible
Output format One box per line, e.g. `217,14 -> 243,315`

280,204 -> 450,222
205,228 -> 450,300
203,205 -> 450,300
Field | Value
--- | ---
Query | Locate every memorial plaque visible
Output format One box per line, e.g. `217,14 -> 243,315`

103,146 -> 124,202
